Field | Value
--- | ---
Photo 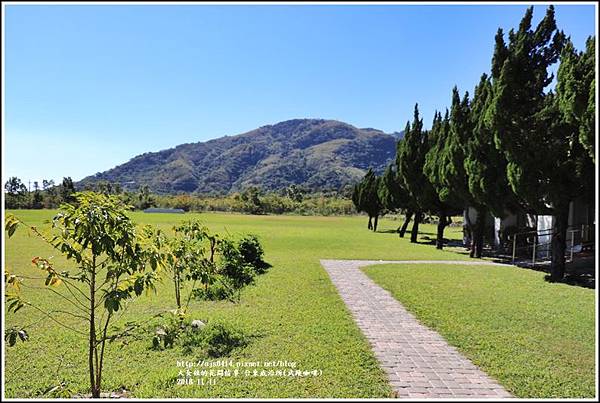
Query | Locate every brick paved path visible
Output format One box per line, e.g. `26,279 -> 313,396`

321,259 -> 512,398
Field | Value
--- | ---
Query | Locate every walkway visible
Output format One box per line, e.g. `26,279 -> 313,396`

320,259 -> 512,398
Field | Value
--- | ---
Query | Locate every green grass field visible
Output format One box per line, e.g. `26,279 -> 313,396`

363,263 -> 596,398
4,210 -> 464,398
4,210 -> 596,398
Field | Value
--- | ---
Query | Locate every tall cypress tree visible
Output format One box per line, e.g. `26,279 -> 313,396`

378,164 -> 415,237
424,87 -> 476,250
464,74 -> 519,258
396,104 -> 438,243
487,5 -> 591,281
423,110 -> 463,249
465,26 -> 524,258
352,169 -> 383,231
557,36 -> 596,163
448,88 -> 485,256
556,36 -> 596,230
442,88 -> 472,206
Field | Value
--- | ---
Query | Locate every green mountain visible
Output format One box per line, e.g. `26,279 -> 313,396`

79,119 -> 400,194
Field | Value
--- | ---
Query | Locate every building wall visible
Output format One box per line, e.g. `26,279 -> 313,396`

490,198 -> 594,253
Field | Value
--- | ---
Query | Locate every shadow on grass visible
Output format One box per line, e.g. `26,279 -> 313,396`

474,250 -> 595,290
414,240 -> 436,245
375,230 -> 465,247
376,227 -> 596,290
492,254 -> 596,289
420,236 -> 464,247
377,229 -> 400,234
543,260 -> 596,289
376,229 -> 439,237
554,273 -> 595,289
416,231 -> 437,236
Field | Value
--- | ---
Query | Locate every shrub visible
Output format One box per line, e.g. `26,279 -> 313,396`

192,235 -> 269,302
238,235 -> 271,274
152,311 -> 189,350
191,276 -> 238,302
167,220 -> 219,312
180,322 -> 248,357
218,238 -> 256,287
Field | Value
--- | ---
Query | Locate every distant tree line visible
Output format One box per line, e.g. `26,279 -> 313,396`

353,6 -> 595,282
4,177 -> 76,209
3,177 -> 156,211
4,178 -> 356,216
153,186 -> 356,216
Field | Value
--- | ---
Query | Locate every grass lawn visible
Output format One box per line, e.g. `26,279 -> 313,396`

4,210 -> 464,398
362,263 -> 596,398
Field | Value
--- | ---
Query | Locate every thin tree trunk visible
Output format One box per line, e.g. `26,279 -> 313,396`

373,215 -> 379,232
472,207 -> 487,258
399,211 -> 412,238
464,208 -> 475,257
410,211 -> 422,243
209,239 -> 215,263
94,341 -> 99,396
89,257 -> 98,398
469,239 -> 477,257
96,312 -> 112,396
174,271 -> 181,310
185,279 -> 198,312
475,222 -> 485,258
550,202 -> 569,282
436,212 -> 447,250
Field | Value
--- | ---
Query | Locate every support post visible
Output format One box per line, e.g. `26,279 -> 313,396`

570,230 -> 575,261
532,234 -> 536,266
512,234 -> 517,263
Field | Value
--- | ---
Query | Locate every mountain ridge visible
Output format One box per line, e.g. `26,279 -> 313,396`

79,118 -> 401,194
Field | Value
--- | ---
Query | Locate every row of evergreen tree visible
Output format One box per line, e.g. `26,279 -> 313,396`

353,6 -> 595,282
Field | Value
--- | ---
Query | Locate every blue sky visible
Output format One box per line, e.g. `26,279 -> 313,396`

4,3 -> 596,184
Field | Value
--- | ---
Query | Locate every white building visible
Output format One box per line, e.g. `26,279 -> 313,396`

464,198 -> 595,259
